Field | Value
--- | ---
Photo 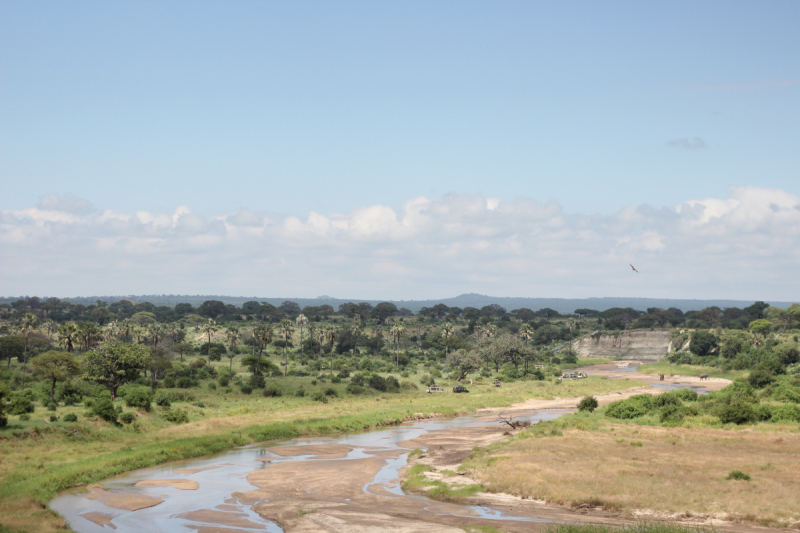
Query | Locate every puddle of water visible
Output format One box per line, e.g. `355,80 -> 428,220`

51,409 -> 571,532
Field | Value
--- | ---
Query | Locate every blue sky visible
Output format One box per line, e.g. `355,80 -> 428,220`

1,1 -> 799,299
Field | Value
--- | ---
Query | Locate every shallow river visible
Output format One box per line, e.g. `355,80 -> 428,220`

50,365 -> 707,533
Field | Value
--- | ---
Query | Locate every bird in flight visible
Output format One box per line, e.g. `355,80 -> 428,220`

630,264 -> 639,273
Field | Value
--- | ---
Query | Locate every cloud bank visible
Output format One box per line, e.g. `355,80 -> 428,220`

1,187 -> 798,300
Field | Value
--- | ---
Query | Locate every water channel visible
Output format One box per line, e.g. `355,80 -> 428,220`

50,365 -> 711,532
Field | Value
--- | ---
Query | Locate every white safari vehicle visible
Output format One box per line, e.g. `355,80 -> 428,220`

426,386 -> 445,393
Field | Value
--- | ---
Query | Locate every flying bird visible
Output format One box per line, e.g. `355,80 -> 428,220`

630,264 -> 639,273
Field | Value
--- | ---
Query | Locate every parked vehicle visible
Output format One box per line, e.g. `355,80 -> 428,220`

492,380 -> 501,387
453,385 -> 469,393
426,386 -> 445,393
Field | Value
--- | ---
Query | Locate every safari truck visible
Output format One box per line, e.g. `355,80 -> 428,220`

426,386 -> 445,393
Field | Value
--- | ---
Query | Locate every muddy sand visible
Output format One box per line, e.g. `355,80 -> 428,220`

82,485 -> 164,511
134,478 -> 199,490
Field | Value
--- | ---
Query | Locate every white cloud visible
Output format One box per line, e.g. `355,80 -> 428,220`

1,187 -> 798,300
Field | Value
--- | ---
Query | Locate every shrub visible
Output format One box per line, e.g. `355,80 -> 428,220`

47,402 -> 57,412
295,387 -> 306,397
263,384 -> 283,397
163,376 -> 176,388
208,382 -> 217,391
577,396 -> 598,413
119,412 -> 136,424
63,413 -> 78,422
727,470 -> 750,480
125,389 -> 152,412
346,382 -> 365,395
240,385 -> 253,395
753,404 -> 774,421
193,401 -> 205,408
155,393 -> 171,407
351,374 -> 366,386
748,368 -> 776,389
324,387 -> 338,397
673,388 -> 699,402
312,391 -> 328,403
161,408 -> 190,424
7,396 -> 35,415
385,376 -> 400,392
249,374 -> 266,389
19,413 -> 30,421
604,394 -> 654,419
84,398 -> 94,407
218,375 -> 230,387
660,404 -> 698,424
400,381 -> 418,391
717,400 -> 756,425
770,403 -> 800,422
49,414 -> 59,422
92,398 -> 118,424
653,392 -> 682,408
369,374 -> 387,391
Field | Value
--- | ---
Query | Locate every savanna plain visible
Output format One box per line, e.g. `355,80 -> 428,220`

1,297 -> 799,533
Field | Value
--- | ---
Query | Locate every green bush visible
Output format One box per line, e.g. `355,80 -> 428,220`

240,385 -> 253,395
91,398 -> 118,424
346,382 -> 365,395
47,402 -> 57,412
351,373 -> 365,386
369,374 -> 387,391
717,399 -> 756,425
208,382 -> 217,391
660,404 -> 698,424
385,376 -> 400,392
63,413 -> 78,422
312,391 -> 328,403
753,404 -> 774,421
653,393 -> 682,408
748,368 -> 776,389
295,387 -> 306,397
218,375 -> 230,387
155,393 -> 171,407
49,414 -> 58,422
727,470 -> 750,480
161,409 -> 189,424
400,381 -> 418,391
604,394 -> 654,419
125,389 -> 152,412
7,396 -> 35,415
193,401 -> 205,408
673,388 -> 699,402
577,396 -> 598,413
263,384 -> 283,397
770,403 -> 800,422
19,413 -> 30,421
119,412 -> 136,424
324,387 -> 338,397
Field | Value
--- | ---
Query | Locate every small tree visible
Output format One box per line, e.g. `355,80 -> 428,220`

578,395 -> 599,413
83,342 -> 151,400
279,319 -> 295,377
31,351 -> 81,403
16,313 -> 40,388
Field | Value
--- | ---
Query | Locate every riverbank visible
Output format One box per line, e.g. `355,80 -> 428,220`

0,375 -> 638,532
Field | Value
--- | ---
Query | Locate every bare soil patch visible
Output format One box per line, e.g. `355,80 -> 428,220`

135,478 -> 199,490
82,485 -> 164,511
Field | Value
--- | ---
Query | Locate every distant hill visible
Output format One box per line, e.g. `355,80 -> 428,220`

1,293 -> 794,314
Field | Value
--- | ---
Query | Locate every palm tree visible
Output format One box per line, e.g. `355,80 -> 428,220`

350,319 -> 363,357
77,322 -> 100,352
441,322 -> 453,358
520,323 -> 534,371
253,324 -> 274,376
307,322 -> 316,357
390,323 -> 405,369
148,323 -> 165,347
279,319 -> 295,377
315,326 -> 327,361
16,313 -> 39,386
43,319 -> 56,337
201,319 -> 217,350
57,323 -> 78,354
226,326 -> 241,378
326,326 -> 337,378
295,314 -> 308,356
119,318 -> 133,342
751,332 -> 766,365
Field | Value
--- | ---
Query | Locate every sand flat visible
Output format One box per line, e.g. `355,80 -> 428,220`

82,486 -> 164,511
79,511 -> 118,529
177,509 -> 267,530
135,478 -> 199,490
265,444 -> 353,459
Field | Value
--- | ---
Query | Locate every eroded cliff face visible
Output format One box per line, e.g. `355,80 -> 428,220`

572,329 -> 671,360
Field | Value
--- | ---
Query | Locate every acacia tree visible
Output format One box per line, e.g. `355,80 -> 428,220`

279,319 -> 295,377
446,349 -> 481,381
83,342 -> 150,400
16,313 -> 39,388
31,350 -> 80,403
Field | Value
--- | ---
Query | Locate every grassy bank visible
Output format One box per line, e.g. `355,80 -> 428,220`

463,411 -> 800,528
638,362 -> 746,380
0,374 -> 642,532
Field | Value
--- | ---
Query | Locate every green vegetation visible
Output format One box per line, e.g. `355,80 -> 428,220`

542,524 -> 716,533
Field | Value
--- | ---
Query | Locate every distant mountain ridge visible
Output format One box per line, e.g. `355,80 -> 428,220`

1,293 -> 794,314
